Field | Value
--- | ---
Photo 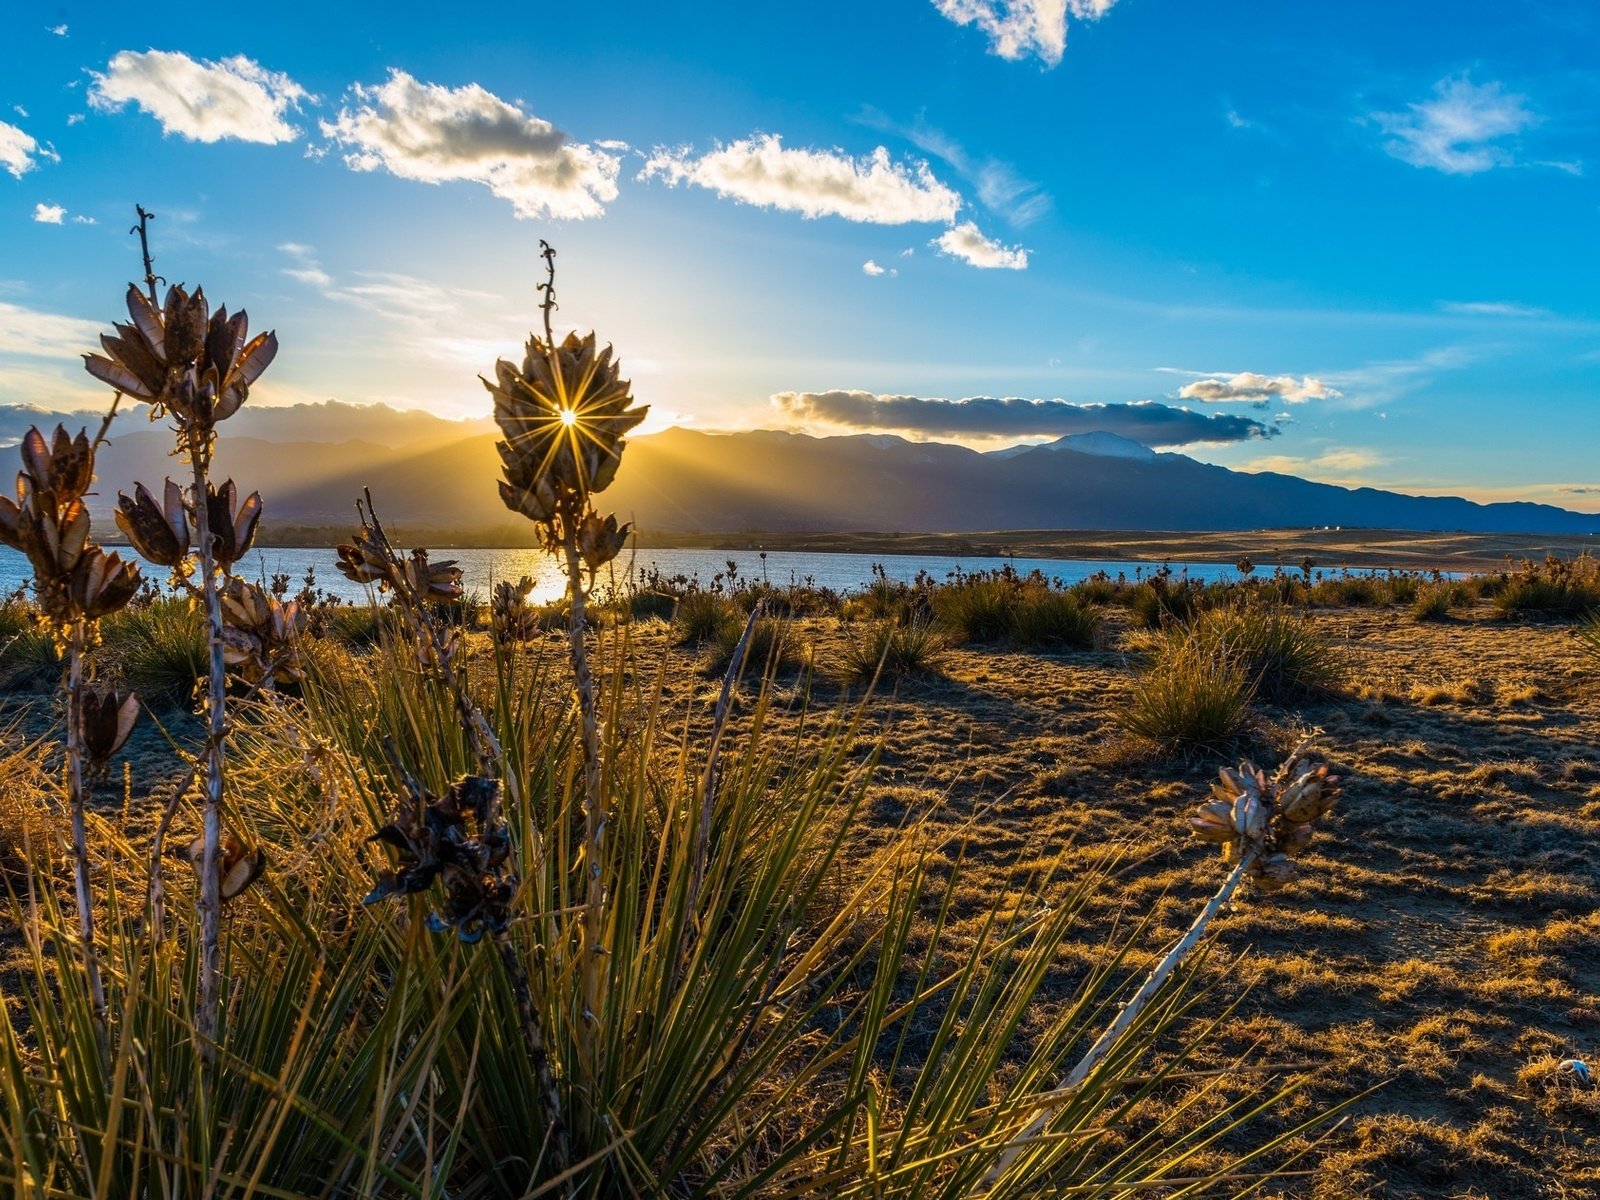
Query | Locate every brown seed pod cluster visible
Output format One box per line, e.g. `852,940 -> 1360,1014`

335,532 -> 463,601
0,427 -> 141,626
183,829 -> 267,903
491,575 -> 540,643
83,284 -> 277,432
485,330 -> 646,570
364,775 -> 515,945
220,578 -> 308,685
1189,737 -> 1341,892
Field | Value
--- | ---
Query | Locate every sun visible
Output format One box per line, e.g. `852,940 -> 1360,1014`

559,408 -> 579,427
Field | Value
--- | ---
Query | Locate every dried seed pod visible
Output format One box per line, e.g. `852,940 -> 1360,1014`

80,688 -> 140,770
203,479 -> 262,570
68,547 -> 141,619
1251,853 -> 1298,892
1189,800 -> 1236,843
186,830 -> 266,902
19,427 -> 93,502
116,479 -> 191,567
577,510 -> 630,576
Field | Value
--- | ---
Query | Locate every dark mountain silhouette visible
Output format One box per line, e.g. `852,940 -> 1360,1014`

41,405 -> 1594,539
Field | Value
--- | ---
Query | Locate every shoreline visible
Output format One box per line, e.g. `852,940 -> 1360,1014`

135,526 -> 1600,572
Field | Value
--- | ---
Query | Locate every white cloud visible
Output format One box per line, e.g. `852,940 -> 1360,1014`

12,106 -> 27,119
932,0 -> 1119,68
48,23 -> 67,36
0,300 -> 103,359
72,214 -> 96,225
89,50 -> 307,144
932,221 -> 1029,269
66,113 -> 85,126
32,203 -> 65,224
322,71 -> 621,220
1179,372 -> 1340,404
0,120 -> 42,178
862,260 -> 886,276
1376,77 -> 1535,175
641,134 -> 961,224
278,242 -> 333,288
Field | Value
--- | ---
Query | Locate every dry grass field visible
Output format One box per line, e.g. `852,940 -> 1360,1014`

3,586 -> 1597,1197
614,598 -> 1600,1197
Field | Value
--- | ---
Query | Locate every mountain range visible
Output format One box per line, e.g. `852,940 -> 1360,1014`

5,402 -> 1596,540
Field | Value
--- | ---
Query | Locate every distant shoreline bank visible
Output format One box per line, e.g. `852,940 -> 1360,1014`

96,525 -> 1599,572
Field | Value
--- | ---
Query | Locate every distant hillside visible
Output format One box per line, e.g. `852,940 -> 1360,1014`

34,406 -> 1592,539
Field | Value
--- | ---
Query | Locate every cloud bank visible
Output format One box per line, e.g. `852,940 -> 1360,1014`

932,0 -> 1120,67
1179,372 -> 1339,404
1377,77 -> 1535,175
774,389 -> 1274,445
90,50 -> 307,143
641,134 -> 961,224
933,221 -> 1029,269
322,71 -> 621,219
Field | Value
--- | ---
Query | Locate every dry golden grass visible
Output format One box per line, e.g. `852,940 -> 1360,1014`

672,600 -> 1598,1198
5,594 -> 1596,1196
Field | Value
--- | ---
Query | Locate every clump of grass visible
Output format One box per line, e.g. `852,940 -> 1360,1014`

1115,633 -> 1254,751
673,589 -> 740,645
1124,577 -> 1203,629
1011,588 -> 1101,649
838,618 -> 948,681
931,577 -> 1015,643
321,600 -> 398,647
706,614 -> 803,674
0,601 -> 62,686
1411,583 -> 1456,622
1494,555 -> 1600,617
100,596 -> 206,704
1178,603 -> 1344,702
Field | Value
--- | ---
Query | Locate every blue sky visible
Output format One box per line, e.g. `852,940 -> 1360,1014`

2,0 -> 1597,508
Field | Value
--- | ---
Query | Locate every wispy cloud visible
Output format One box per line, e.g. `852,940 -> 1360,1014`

277,242 -> 333,289
32,203 -> 65,225
1376,76 -> 1536,174
1178,372 -> 1341,405
774,389 -> 1274,445
90,50 -> 308,144
0,300 -> 103,359
858,107 -> 1050,226
322,71 -> 621,220
1243,448 -> 1387,481
1439,300 -> 1550,318
862,260 -> 897,277
641,134 -> 961,224
932,0 -> 1120,68
48,23 -> 67,36
0,120 -> 43,178
932,221 -> 1029,269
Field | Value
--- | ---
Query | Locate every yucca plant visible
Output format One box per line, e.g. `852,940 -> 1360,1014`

1115,632 -> 1254,752
84,208 -> 279,1042
0,423 -> 142,1026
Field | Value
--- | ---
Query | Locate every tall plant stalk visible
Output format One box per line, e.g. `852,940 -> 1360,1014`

188,433 -> 225,1050
63,620 -> 106,1029
560,523 -> 607,1054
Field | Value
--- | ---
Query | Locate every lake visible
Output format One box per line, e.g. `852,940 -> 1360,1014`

0,545 -> 1267,606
